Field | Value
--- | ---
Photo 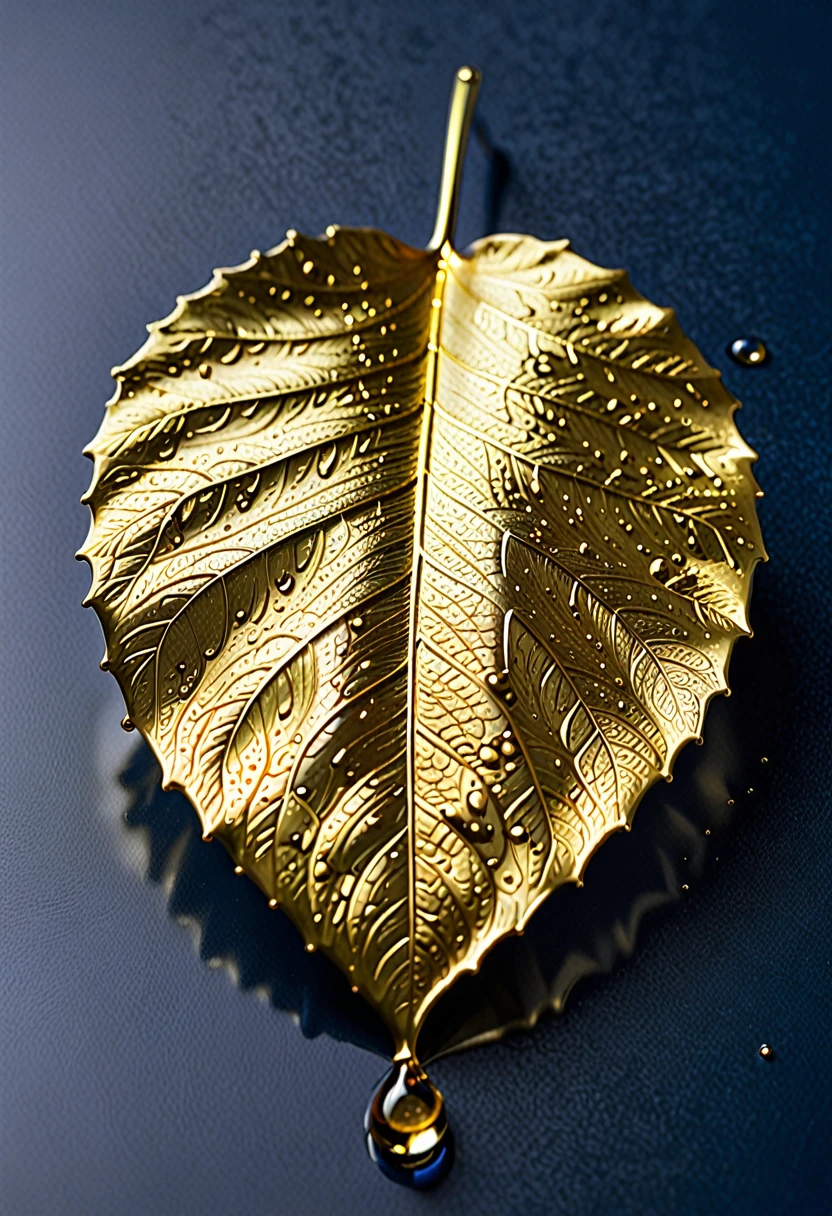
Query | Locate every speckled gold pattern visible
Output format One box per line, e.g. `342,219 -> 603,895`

81,70 -> 763,1058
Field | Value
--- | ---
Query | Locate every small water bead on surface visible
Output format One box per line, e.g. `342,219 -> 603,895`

365,1059 -> 453,1189
759,1043 -> 774,1060
120,716 -> 135,732
728,336 -> 768,366
467,788 -> 487,812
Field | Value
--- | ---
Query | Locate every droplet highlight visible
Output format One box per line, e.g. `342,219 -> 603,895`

728,337 -> 768,367
365,1059 -> 453,1189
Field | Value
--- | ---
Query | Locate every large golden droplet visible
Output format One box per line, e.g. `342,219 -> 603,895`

365,1059 -> 453,1188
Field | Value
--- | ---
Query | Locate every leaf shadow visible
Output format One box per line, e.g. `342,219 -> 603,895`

119,565 -> 789,1064
473,116 -> 512,237
122,747 -> 392,1056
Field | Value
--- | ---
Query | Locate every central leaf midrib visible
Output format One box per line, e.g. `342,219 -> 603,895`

403,252 -> 445,1052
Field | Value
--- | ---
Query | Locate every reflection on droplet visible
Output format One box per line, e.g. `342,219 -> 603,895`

759,1043 -> 773,1059
318,444 -> 338,478
467,788 -> 487,812
276,670 -> 294,720
365,1059 -> 453,1189
728,337 -> 768,366
460,819 -> 494,843
121,716 -> 135,732
295,535 -> 315,572
649,556 -> 671,583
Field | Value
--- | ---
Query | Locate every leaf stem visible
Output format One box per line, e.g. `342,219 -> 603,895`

427,66 -> 482,251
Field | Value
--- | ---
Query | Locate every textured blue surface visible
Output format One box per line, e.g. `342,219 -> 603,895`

1,1 -> 830,1213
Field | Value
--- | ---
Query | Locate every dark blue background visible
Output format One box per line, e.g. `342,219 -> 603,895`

2,2 -> 830,1213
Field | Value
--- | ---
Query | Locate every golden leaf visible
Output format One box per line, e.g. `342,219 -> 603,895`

81,69 -> 763,1074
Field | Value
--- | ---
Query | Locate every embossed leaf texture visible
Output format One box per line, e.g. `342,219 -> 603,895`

81,70 -> 763,1063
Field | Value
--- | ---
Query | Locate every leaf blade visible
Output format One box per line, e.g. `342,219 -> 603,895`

83,228 -> 763,1054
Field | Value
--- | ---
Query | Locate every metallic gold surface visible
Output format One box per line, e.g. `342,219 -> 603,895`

81,67 -> 763,1059
428,66 -> 480,250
